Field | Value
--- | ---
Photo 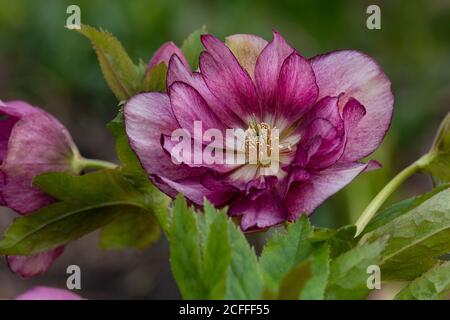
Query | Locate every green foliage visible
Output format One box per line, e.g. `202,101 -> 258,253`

181,26 -> 207,70
0,170 -> 143,255
169,195 -> 262,299
395,261 -> 450,300
325,237 -> 388,300
107,111 -> 171,234
300,243 -> 330,299
142,62 -> 167,93
419,113 -> 450,183
259,216 -> 313,295
100,208 -> 160,250
360,187 -> 450,280
76,25 -> 141,101
277,260 -> 312,300
225,221 -> 262,299
363,184 -> 449,234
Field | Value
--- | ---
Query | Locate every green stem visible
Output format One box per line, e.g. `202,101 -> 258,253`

73,157 -> 118,172
354,160 -> 422,236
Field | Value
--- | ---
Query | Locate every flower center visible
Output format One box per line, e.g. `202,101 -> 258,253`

244,121 -> 274,167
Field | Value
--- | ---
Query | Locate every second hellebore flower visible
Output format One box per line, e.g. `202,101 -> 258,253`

0,100 -> 79,277
125,32 -> 393,230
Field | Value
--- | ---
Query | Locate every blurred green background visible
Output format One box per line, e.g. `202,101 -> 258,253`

0,0 -> 449,299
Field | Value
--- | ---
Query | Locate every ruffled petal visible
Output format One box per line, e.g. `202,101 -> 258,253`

229,189 -> 287,231
169,81 -> 227,135
199,35 -> 260,122
254,31 -> 294,117
310,50 -> 393,161
160,175 -> 235,207
275,52 -> 318,129
124,92 -> 206,182
293,96 -> 346,169
284,162 -> 370,220
7,247 -> 64,278
168,55 -> 244,128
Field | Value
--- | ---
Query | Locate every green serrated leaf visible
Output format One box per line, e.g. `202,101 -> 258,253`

0,170 -> 145,255
328,226 -> 357,259
325,237 -> 388,300
0,202 -> 133,256
395,261 -> 450,300
181,26 -> 207,70
363,184 -> 450,234
142,62 -> 167,92
226,222 -> 262,300
202,207 -> 231,299
100,208 -> 160,250
301,243 -> 330,299
259,216 -> 313,294
169,196 -> 261,300
169,195 -> 205,299
76,25 -> 140,100
277,260 -> 312,300
360,187 -> 450,281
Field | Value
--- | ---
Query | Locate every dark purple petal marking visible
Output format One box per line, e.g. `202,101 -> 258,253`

200,35 -> 260,121
254,31 -> 294,117
275,52 -> 318,129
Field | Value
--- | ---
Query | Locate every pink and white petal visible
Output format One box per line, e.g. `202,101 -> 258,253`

169,81 -> 227,135
225,34 -> 268,80
125,92 -> 204,182
254,31 -> 295,117
284,162 -> 369,220
275,52 -> 318,129
147,42 -> 188,70
1,113 -> 77,214
161,134 -> 238,173
15,286 -> 82,300
229,190 -> 287,231
310,50 -> 393,161
200,35 -> 260,121
167,55 -> 245,129
7,246 -> 64,278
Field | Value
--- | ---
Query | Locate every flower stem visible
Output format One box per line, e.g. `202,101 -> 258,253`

354,159 -> 422,236
75,157 -> 118,172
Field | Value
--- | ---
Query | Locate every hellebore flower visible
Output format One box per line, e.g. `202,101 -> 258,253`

125,32 -> 393,231
0,100 -> 79,277
14,286 -> 82,300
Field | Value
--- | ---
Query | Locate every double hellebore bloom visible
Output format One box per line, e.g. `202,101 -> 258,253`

125,32 -> 393,230
0,100 -> 79,277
